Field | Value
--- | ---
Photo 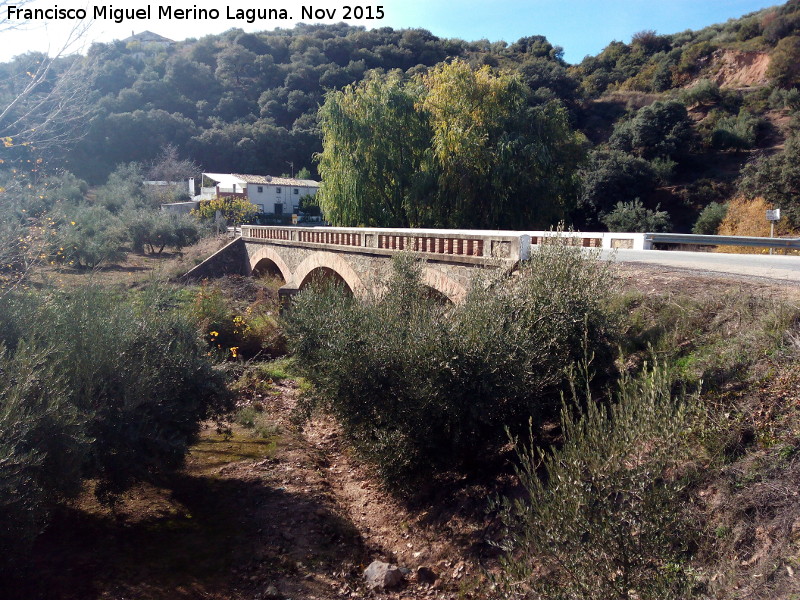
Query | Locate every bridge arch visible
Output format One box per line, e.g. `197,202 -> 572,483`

292,252 -> 367,298
421,267 -> 468,304
249,246 -> 292,283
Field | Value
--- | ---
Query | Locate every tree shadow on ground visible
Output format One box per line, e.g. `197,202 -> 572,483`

4,467 -> 366,600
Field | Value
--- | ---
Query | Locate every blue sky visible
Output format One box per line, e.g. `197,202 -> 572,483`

399,0 -> 780,62
0,0 -> 782,63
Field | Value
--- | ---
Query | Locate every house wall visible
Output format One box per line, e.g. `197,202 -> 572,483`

161,201 -> 200,215
216,183 -> 246,196
246,184 -> 319,214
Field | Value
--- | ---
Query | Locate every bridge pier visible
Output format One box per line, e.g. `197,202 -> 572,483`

277,284 -> 300,312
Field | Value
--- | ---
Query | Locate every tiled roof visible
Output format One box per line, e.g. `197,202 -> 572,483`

231,174 -> 319,187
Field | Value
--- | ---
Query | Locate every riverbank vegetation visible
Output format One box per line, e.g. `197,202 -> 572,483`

2,2 -> 800,597
0,238 -> 798,598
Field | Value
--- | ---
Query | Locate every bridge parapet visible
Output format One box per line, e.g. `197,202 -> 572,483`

191,227 -> 652,305
524,230 -> 651,251
241,225 -> 531,264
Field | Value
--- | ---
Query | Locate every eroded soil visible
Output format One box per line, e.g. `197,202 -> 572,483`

9,382 -> 491,600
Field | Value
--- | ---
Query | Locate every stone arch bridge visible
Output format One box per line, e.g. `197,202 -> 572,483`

185,226 -> 647,303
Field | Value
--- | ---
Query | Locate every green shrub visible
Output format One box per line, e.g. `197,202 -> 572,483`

187,283 -> 285,360
493,362 -> 700,600
0,171 -> 88,218
768,86 -> 800,110
93,162 -> 146,213
0,285 -> 233,570
767,36 -> 800,89
677,41 -> 716,76
609,100 -> 695,160
126,209 -> 202,254
710,109 -> 761,149
736,15 -> 763,41
0,220 -> 30,288
577,150 -> 658,228
681,78 -> 722,106
0,341 -> 86,568
785,87 -> 800,110
20,286 -> 232,495
194,195 -> 257,226
649,156 -> 677,184
692,202 -> 728,234
738,133 -> 800,228
602,198 -> 672,232
48,205 -> 128,268
285,247 -> 619,490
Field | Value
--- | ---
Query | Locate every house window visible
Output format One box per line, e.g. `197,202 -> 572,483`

256,204 -> 264,213
276,187 -> 281,194
257,186 -> 263,193
293,188 -> 299,195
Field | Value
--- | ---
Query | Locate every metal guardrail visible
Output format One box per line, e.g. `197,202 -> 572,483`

646,233 -> 800,250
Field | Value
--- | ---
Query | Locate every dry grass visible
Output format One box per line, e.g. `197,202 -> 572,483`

715,196 -> 799,255
696,362 -> 800,599
25,234 -> 229,289
617,274 -> 800,599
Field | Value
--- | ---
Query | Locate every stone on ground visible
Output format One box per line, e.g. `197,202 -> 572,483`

364,560 -> 405,590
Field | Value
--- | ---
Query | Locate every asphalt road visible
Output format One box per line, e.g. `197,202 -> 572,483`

600,248 -> 800,283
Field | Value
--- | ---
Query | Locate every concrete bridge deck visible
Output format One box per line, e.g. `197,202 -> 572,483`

185,226 -> 654,303
185,226 -> 800,301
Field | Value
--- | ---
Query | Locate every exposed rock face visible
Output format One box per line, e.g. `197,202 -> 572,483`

363,560 -> 405,590
710,49 -> 771,88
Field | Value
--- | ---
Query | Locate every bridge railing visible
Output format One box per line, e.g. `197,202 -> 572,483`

524,231 -> 651,250
240,225 -> 800,253
240,225 -> 532,261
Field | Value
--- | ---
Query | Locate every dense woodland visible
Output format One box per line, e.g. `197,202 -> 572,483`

2,0 -> 800,234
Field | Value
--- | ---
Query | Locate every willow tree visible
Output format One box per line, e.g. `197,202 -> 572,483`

421,60 -> 586,229
316,70 -> 433,227
418,61 -> 520,226
316,61 -> 585,229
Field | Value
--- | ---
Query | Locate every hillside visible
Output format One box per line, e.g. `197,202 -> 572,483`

2,2 -> 800,232
568,0 -> 800,232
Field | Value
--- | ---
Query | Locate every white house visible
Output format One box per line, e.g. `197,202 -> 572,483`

122,30 -> 175,49
201,173 -> 320,215
122,31 -> 174,60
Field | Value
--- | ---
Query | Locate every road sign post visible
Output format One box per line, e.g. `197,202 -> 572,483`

766,208 -> 781,255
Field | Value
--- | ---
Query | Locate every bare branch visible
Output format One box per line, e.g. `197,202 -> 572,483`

0,10 -> 94,153
0,0 -> 30,33
0,3 -> 94,293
